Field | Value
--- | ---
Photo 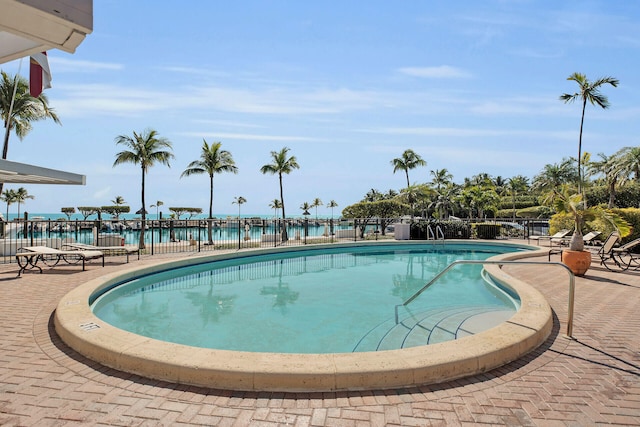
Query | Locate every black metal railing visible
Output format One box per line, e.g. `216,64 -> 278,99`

0,216 -> 549,264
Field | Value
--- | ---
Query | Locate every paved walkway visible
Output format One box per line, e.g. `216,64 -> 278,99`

0,249 -> 638,426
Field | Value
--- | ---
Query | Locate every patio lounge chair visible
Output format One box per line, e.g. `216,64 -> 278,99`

599,235 -> 640,271
547,231 -> 603,261
597,232 -> 624,271
530,229 -> 570,246
15,246 -> 104,277
62,242 -> 140,262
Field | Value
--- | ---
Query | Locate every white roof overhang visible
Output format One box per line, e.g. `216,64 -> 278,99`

0,159 -> 85,185
0,0 -> 93,64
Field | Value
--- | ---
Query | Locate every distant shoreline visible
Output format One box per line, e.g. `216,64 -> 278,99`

4,213 -> 338,221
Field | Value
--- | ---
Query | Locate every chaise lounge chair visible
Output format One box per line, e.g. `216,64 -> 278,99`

530,229 -> 570,246
547,231 -> 603,261
62,242 -> 140,262
599,234 -> 640,271
15,246 -> 104,276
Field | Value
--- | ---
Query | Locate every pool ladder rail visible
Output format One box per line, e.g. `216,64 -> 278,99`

394,259 -> 576,338
427,224 -> 445,243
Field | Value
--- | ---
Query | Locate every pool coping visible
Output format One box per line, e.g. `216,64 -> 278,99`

54,240 -> 554,392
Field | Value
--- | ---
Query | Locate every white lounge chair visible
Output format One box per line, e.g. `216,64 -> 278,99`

62,242 -> 140,262
15,246 -> 104,276
529,229 -> 570,246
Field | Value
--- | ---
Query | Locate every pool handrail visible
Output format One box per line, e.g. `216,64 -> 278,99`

395,259 -> 575,338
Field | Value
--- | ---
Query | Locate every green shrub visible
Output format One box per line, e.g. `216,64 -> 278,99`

473,223 -> 501,239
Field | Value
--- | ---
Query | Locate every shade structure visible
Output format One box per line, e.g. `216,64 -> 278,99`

0,159 -> 85,185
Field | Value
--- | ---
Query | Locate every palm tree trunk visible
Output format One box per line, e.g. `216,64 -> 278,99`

208,175 -> 214,244
577,98 -> 587,197
279,173 -> 288,241
139,168 -> 146,249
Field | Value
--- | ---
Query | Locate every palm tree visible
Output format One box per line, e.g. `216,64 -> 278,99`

1,188 -> 17,231
391,149 -> 426,188
112,196 -> 125,206
507,175 -> 529,220
181,140 -> 238,244
532,159 -> 577,204
0,71 -> 61,194
269,199 -> 282,219
429,168 -> 453,193
150,200 -> 163,219
260,147 -> 300,242
113,129 -> 174,249
233,196 -> 246,216
560,72 -> 619,197
615,146 -> 640,181
588,152 -> 627,208
327,200 -> 338,219
300,201 -> 311,216
14,187 -> 33,219
311,197 -> 323,221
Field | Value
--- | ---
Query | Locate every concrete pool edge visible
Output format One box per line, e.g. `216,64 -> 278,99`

54,241 -> 554,392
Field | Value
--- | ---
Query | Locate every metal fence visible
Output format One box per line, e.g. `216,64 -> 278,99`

0,216 -> 550,264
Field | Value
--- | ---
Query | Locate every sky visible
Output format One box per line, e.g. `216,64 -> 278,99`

2,0 -> 640,217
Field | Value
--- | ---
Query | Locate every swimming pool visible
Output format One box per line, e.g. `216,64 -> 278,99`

55,241 -> 553,392
90,244 -> 521,354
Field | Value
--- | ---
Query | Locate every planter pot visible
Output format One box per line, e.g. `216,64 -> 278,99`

561,249 -> 592,276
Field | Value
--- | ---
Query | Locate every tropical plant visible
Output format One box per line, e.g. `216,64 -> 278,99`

260,147 -> 299,241
181,140 -> 238,244
233,196 -> 246,217
14,187 -> 33,218
0,71 -> 61,194
150,200 -> 163,219
61,207 -> 75,220
300,201 -> 311,216
269,199 -> 282,218
532,159 -> 577,205
507,175 -> 530,220
560,72 -> 619,198
553,185 -> 630,251
112,196 -> 126,206
327,200 -> 338,219
588,152 -> 628,208
77,206 -> 100,220
1,188 -> 16,224
311,197 -> 323,220
113,129 -> 174,249
391,149 -> 426,188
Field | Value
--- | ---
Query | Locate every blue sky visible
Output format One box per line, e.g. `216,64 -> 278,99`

2,0 -> 640,217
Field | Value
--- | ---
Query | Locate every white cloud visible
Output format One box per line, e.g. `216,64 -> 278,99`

48,56 -> 124,72
398,65 -> 472,79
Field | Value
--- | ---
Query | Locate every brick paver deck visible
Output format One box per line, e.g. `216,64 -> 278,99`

0,249 -> 638,426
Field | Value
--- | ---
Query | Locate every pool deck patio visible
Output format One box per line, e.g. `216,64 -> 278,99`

0,247 -> 638,426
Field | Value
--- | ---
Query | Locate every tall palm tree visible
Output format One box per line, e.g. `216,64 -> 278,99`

181,140 -> 238,244
311,197 -> 323,221
429,168 -> 453,193
260,147 -> 300,242
0,71 -> 61,194
14,187 -> 33,219
150,200 -> 163,219
532,159 -> 577,204
560,72 -> 619,196
113,129 -> 174,249
1,188 -> 17,229
300,201 -> 311,216
327,200 -> 338,219
391,149 -> 426,188
615,146 -> 640,181
232,196 -> 246,217
269,199 -> 282,219
507,175 -> 529,220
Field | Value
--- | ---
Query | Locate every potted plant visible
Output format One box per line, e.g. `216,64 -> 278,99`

553,189 -> 630,275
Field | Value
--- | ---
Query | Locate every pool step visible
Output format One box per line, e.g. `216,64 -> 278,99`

353,306 -> 514,352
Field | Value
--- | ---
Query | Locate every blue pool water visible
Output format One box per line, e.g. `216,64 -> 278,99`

91,243 -> 524,353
